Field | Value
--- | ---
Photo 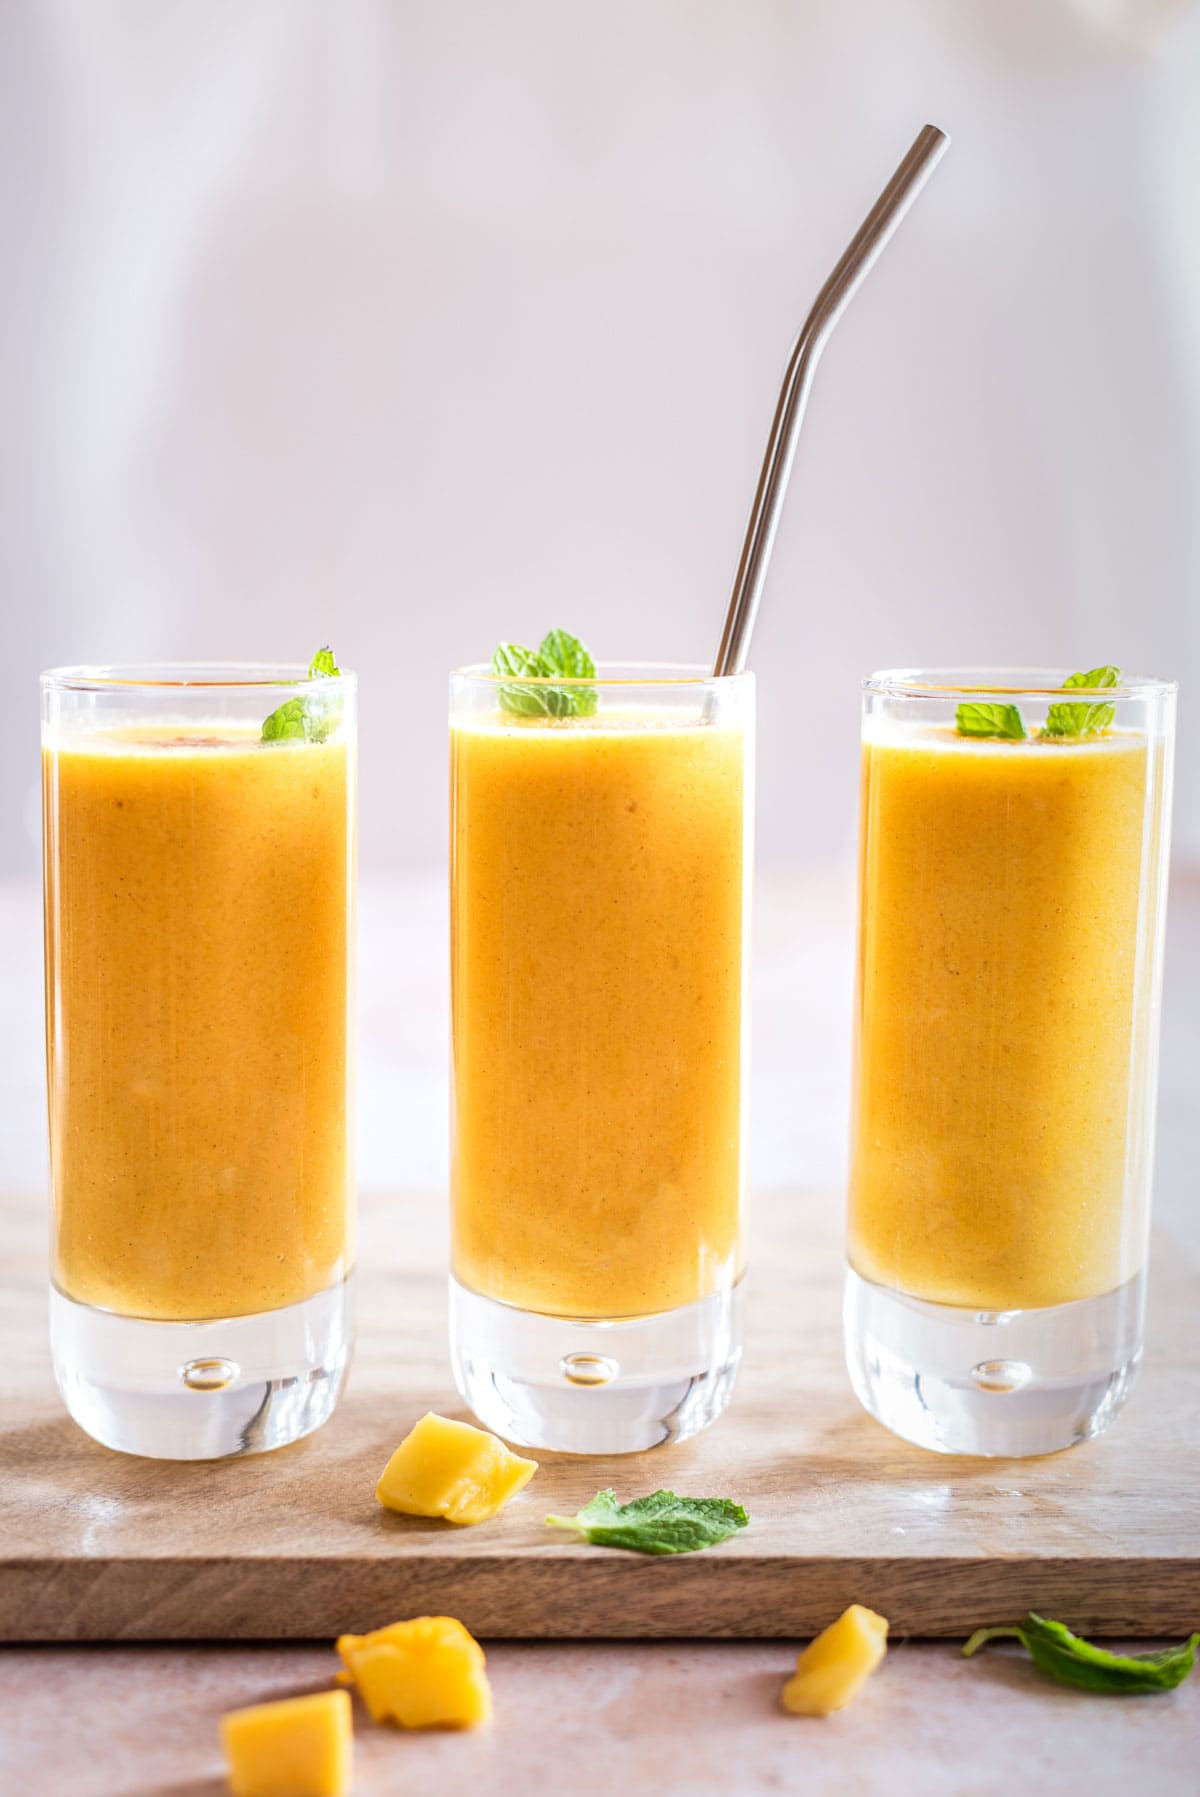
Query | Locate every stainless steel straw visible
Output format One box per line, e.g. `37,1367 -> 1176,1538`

713,123 -> 949,677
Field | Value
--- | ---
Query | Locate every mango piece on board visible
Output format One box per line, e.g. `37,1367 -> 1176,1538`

337,1616 -> 492,1729
781,1604 -> 889,1716
220,1689 -> 352,1797
376,1411 -> 537,1524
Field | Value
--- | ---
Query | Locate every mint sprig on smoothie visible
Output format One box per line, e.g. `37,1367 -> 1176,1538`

954,701 -> 1026,741
492,630 -> 598,719
262,646 -> 343,743
954,665 -> 1120,741
1042,664 -> 1120,738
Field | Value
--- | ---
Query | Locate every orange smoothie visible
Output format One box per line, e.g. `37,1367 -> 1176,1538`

44,726 -> 354,1321
451,708 -> 750,1319
848,726 -> 1165,1313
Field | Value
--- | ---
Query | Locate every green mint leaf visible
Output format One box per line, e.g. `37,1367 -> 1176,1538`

1021,1615 -> 1200,1694
541,630 -> 598,717
259,697 -> 309,742
537,628 -> 598,715
544,1488 -> 750,1556
962,1625 -> 1026,1656
262,646 -> 343,743
963,1613 -> 1200,1694
492,630 -> 598,719
491,642 -> 557,718
955,702 -> 1027,741
1042,665 -> 1120,739
538,629 -> 594,679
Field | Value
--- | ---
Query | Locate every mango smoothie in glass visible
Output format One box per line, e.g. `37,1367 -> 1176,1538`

449,654 -> 753,1452
42,660 -> 356,1459
846,668 -> 1175,1456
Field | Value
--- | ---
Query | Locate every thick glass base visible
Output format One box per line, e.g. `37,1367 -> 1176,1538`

49,1276 -> 354,1460
844,1264 -> 1143,1457
449,1276 -> 744,1454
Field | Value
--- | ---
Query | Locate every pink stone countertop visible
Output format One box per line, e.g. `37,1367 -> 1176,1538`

4,1638 -> 1198,1797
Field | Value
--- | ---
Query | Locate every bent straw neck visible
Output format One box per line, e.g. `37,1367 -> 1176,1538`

713,124 -> 949,679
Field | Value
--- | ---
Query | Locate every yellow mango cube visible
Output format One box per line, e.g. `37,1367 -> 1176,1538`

220,1689 -> 352,1797
375,1412 -> 537,1525
781,1604 -> 889,1716
337,1616 -> 492,1729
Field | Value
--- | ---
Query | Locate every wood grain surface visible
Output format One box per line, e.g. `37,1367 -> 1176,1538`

2,1187 -> 1198,1642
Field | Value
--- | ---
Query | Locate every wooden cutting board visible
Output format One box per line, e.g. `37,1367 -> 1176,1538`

2,1187 -> 1197,1642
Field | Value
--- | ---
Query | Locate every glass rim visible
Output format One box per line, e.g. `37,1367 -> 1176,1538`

864,666 -> 1177,701
40,661 -> 357,693
450,659 -> 752,688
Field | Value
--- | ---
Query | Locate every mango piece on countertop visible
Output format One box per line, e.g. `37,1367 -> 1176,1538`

337,1616 -> 492,1729
781,1604 -> 889,1716
220,1689 -> 352,1797
376,1411 -> 537,1524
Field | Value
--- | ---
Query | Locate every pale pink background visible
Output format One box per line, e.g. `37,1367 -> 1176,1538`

5,0 -> 1199,876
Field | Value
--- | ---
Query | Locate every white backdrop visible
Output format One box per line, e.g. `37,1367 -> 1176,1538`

5,0 -> 1199,875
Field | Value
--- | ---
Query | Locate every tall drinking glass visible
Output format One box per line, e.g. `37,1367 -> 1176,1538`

846,669 -> 1175,1455
449,663 -> 754,1452
42,664 -> 356,1458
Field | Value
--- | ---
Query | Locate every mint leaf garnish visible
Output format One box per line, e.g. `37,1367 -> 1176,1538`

963,1614 -> 1200,1694
955,701 -> 1027,741
537,629 -> 598,717
1042,665 -> 1120,739
491,642 -> 555,718
545,1488 -> 749,1556
492,629 -> 598,719
538,629 -> 595,683
262,647 -> 342,743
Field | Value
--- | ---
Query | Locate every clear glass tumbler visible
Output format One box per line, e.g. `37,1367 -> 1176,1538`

845,668 -> 1175,1456
449,663 -> 754,1452
42,663 -> 357,1458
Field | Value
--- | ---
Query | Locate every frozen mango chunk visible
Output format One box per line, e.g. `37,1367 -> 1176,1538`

781,1604 -> 889,1716
376,1411 -> 536,1525
220,1689 -> 352,1797
337,1616 -> 492,1729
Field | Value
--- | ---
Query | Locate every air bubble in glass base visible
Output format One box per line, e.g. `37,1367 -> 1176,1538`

449,1276 -> 744,1454
844,1264 -> 1143,1457
49,1276 -> 354,1460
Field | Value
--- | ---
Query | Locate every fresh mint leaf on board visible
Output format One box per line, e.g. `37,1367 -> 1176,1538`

545,1488 -> 750,1555
262,646 -> 343,743
1042,665 -> 1120,739
962,1613 -> 1200,1694
954,701 -> 1027,741
492,629 -> 598,719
